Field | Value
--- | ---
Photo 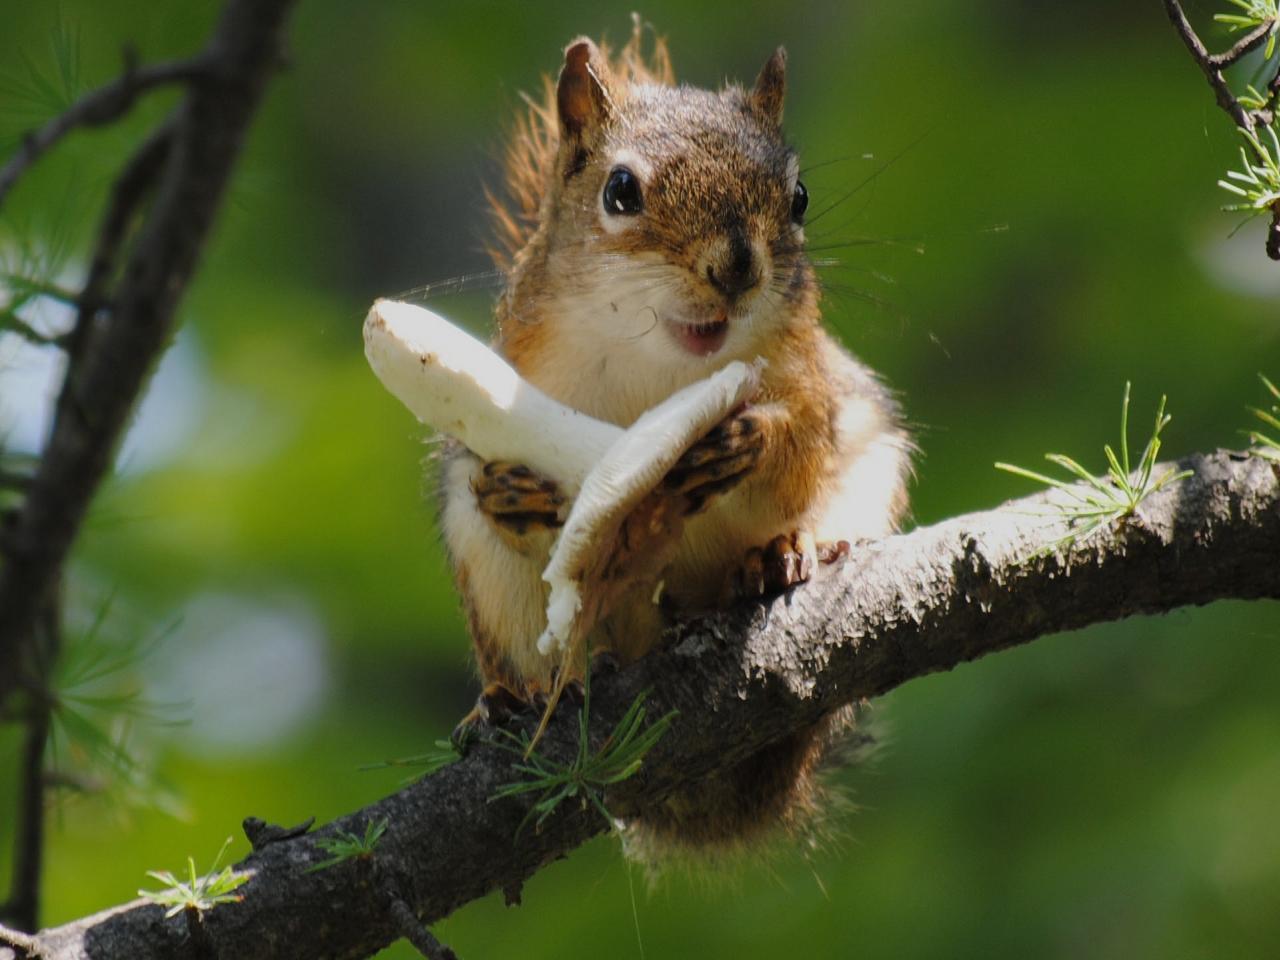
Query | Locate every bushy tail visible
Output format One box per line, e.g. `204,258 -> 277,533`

622,705 -> 871,869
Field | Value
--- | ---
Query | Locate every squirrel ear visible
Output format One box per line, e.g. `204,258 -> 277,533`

750,46 -> 787,126
557,39 -> 612,146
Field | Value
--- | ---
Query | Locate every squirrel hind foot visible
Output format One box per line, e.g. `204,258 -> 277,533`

721,530 -> 817,600
452,657 -> 621,753
451,681 -> 541,752
722,532 -> 852,602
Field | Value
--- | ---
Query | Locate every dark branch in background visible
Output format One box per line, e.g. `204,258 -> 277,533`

72,123 -> 175,344
0,0 -> 297,723
0,55 -> 206,209
0,597 -> 60,935
0,924 -> 37,957
12,449 -> 1278,960
0,0 -> 298,935
1162,0 -> 1280,259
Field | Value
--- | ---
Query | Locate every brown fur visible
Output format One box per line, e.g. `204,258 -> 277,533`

440,24 -> 913,866
486,18 -> 674,270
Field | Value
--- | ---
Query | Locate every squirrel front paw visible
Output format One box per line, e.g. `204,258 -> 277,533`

473,460 -> 567,549
661,409 -> 765,513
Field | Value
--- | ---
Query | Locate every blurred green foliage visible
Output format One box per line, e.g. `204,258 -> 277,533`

0,1 -> 1277,958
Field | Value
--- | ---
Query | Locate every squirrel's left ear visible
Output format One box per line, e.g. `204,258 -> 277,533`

750,46 -> 787,127
557,39 -> 613,153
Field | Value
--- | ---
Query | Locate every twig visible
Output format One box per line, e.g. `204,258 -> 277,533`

0,308 -> 61,347
0,922 -> 36,957
5,688 -> 50,933
8,279 -> 78,308
76,123 -> 173,322
242,816 -> 315,851
1209,18 -> 1277,69
0,55 -> 205,210
61,122 -> 174,375
2,596 -> 59,934
1162,0 -> 1280,259
1162,0 -> 1257,130
386,889 -> 459,960
14,449 -> 1279,960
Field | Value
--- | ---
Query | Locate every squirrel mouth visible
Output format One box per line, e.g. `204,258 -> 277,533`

670,313 -> 729,357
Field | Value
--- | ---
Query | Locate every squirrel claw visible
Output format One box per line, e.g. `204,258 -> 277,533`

451,682 -> 532,752
727,530 -> 819,600
816,538 -> 852,565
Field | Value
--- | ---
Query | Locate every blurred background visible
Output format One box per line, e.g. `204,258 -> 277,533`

1,0 -> 1277,957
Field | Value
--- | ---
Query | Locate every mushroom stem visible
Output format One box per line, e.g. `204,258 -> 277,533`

363,298 -> 621,494
538,359 -> 763,655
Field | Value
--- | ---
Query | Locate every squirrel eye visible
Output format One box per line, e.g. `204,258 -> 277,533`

791,180 -> 808,224
603,166 -> 643,215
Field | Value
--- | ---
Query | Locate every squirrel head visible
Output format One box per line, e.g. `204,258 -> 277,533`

495,30 -> 814,375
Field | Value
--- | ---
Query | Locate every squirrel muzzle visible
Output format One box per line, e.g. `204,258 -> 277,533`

697,230 -> 767,305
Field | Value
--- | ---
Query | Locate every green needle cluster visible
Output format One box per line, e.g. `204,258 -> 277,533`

491,674 -> 676,836
138,838 -> 248,918
996,383 -> 1193,548
1248,374 -> 1280,461
307,818 -> 389,873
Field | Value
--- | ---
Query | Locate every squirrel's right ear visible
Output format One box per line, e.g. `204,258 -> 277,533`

750,46 -> 787,127
557,39 -> 612,165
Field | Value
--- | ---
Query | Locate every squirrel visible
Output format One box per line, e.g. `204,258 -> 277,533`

437,22 -> 912,857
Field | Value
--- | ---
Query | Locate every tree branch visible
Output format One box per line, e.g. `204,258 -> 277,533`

0,922 -> 37,957
1162,0 -> 1258,130
0,596 -> 60,934
15,449 -> 1277,960
0,0 -> 298,708
71,121 -> 174,343
1161,0 -> 1280,260
1209,18 -> 1277,70
0,55 -> 205,209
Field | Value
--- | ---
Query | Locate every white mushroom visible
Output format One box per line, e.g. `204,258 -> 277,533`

364,297 -> 762,694
538,360 -> 761,655
363,298 -> 620,494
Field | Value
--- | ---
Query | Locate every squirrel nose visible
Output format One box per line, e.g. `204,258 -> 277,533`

705,235 -> 760,301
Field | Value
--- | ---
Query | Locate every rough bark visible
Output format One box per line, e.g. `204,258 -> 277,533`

6,449 -> 1275,960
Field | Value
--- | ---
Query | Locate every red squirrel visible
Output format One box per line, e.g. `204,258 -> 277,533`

438,25 -> 912,855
